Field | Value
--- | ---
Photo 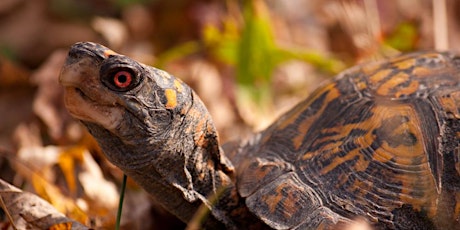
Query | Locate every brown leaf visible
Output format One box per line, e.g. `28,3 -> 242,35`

0,178 -> 89,229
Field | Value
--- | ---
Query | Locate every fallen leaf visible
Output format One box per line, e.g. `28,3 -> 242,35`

0,178 -> 89,229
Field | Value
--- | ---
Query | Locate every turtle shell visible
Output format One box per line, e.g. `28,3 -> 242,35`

236,52 -> 460,229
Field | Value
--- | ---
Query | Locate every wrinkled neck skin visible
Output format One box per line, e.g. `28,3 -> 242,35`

84,91 -> 259,229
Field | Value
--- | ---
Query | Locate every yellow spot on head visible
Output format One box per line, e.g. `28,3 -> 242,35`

103,49 -> 118,58
164,89 -> 177,109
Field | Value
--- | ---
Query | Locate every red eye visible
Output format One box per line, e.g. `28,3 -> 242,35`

113,71 -> 132,88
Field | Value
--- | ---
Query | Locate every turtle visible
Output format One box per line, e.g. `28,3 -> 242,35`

59,42 -> 460,229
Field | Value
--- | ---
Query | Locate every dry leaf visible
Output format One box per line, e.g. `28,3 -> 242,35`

13,123 -> 119,227
0,179 -> 89,229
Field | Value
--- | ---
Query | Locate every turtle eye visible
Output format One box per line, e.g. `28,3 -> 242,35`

101,66 -> 141,92
106,69 -> 137,91
113,70 -> 132,89
100,58 -> 143,92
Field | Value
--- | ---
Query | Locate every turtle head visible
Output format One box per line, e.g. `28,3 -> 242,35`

60,42 -> 200,168
60,42 -> 244,226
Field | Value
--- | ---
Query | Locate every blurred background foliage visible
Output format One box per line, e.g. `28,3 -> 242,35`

0,0 -> 457,229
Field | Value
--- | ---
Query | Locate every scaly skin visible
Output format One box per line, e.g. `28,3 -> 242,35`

60,42 -> 265,229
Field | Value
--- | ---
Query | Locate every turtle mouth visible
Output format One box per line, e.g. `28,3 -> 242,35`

60,56 -> 124,131
62,84 -> 124,131
60,79 -> 99,106
74,87 -> 95,103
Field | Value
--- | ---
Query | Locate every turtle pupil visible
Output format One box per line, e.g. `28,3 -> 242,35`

118,75 -> 127,83
113,70 -> 133,89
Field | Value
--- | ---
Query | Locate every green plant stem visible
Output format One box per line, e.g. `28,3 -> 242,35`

116,174 -> 128,230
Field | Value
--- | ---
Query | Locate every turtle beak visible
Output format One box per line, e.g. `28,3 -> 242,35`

59,42 -> 124,132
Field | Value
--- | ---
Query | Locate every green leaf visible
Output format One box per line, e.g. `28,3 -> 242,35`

237,0 -> 276,86
203,23 -> 239,65
384,21 -> 419,51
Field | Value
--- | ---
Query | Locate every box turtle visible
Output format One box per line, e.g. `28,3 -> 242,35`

60,42 -> 460,229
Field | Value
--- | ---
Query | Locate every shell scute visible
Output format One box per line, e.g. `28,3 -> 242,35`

244,172 -> 343,229
238,51 -> 460,228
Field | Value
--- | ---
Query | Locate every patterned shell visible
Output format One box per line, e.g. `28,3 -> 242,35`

236,52 -> 460,229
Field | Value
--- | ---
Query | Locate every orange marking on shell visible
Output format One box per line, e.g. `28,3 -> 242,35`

292,128 -> 308,150
356,80 -> 367,91
334,174 -> 349,189
279,185 -> 301,219
305,107 -> 375,171
291,84 -> 340,150
301,151 -> 316,161
164,89 -> 177,109
350,178 -> 374,198
320,147 -> 366,175
376,72 -> 410,96
353,152 -> 370,171
262,182 -> 299,219
303,137 -> 342,162
438,92 -> 460,119
103,49 -> 118,58
392,56 -> 416,70
369,68 -> 392,84
411,66 -> 433,76
277,106 -> 306,131
264,187 -> 284,214
395,81 -> 419,98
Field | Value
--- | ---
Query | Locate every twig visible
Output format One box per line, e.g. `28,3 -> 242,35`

0,195 -> 18,230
